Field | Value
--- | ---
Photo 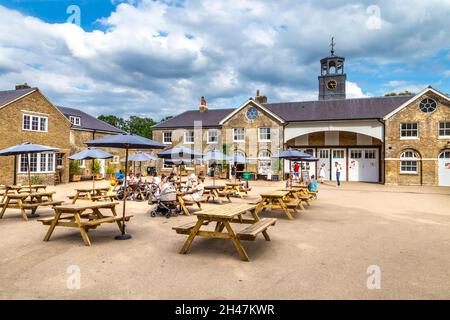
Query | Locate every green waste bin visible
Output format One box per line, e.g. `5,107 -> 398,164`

242,172 -> 250,180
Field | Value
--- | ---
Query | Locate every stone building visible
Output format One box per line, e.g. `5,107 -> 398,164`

0,85 -> 124,185
153,49 -> 450,186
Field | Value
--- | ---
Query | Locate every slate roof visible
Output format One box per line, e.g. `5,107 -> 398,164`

152,95 -> 413,128
153,108 -> 233,129
263,95 -> 413,122
0,88 -> 37,108
57,106 -> 125,134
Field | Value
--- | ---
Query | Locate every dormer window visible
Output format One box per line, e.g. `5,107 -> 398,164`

69,116 -> 81,126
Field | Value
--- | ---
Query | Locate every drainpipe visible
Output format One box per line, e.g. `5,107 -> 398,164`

377,119 -> 386,184
13,155 -> 17,185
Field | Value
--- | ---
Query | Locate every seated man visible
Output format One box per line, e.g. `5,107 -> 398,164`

307,175 -> 318,192
182,176 -> 205,203
116,170 -> 125,184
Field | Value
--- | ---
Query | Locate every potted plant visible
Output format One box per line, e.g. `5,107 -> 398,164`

70,161 -> 81,182
93,160 -> 103,180
105,165 -> 115,180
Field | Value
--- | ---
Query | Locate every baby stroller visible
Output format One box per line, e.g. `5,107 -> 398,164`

149,183 -> 179,218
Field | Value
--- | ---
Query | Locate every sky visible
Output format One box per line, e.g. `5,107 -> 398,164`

0,0 -> 449,121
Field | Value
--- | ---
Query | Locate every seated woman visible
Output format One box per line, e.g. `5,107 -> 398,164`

307,175 -> 318,192
182,176 -> 205,203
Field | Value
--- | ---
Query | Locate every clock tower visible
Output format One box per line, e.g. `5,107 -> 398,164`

318,37 -> 346,101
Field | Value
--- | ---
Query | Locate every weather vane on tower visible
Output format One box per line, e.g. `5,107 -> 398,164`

330,36 -> 336,56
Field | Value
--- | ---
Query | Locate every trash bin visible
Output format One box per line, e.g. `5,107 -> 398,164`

242,172 -> 251,180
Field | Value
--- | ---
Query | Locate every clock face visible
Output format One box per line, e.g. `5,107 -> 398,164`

327,80 -> 337,90
246,107 -> 258,121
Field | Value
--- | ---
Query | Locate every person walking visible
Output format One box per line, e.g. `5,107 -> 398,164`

319,163 -> 326,184
293,162 -> 300,182
335,162 -> 342,186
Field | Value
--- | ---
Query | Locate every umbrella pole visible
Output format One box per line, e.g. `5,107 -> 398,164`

92,160 -> 95,189
27,153 -> 31,189
116,148 -> 131,240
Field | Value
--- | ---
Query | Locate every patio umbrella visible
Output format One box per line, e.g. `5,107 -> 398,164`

121,152 -> 158,175
0,142 -> 59,190
203,149 -> 228,186
69,148 -> 114,189
86,133 -> 165,240
158,146 -> 203,177
272,148 -> 313,182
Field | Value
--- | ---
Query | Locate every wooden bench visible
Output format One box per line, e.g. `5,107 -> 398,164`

283,198 -> 302,210
236,218 -> 277,241
172,221 -> 210,235
82,215 -> 133,227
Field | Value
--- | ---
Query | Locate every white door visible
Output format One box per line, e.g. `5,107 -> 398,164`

300,148 -> 316,179
317,148 -> 331,181
362,149 -> 379,182
331,149 -> 346,181
438,151 -> 450,186
348,149 -> 362,181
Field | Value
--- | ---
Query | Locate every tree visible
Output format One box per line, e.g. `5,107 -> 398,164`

98,115 -> 127,130
126,116 -> 157,139
384,91 -> 415,97
160,115 -> 173,122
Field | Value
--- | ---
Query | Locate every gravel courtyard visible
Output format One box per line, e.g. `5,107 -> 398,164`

1,179 -> 449,299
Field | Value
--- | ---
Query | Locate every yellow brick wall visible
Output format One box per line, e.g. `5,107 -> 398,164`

0,90 -> 71,185
385,91 -> 450,185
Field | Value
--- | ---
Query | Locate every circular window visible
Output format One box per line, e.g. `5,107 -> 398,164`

419,98 -> 437,113
246,107 -> 258,121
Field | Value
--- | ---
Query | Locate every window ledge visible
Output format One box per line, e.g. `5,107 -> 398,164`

438,136 -> 450,140
399,172 -> 418,175
258,140 -> 272,143
400,137 -> 419,140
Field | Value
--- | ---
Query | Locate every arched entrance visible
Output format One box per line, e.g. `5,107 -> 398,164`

438,150 -> 450,186
286,130 -> 382,183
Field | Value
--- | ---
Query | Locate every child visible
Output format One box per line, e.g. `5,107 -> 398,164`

318,164 -> 326,184
307,174 -> 318,192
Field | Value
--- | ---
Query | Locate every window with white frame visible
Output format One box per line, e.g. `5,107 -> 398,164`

259,127 -> 271,141
163,160 -> 173,169
233,128 -> 245,142
439,122 -> 450,137
19,153 -> 55,173
258,149 -> 272,174
184,131 -> 194,144
365,150 -> 376,159
400,123 -> 418,138
112,155 -> 120,163
207,130 -> 219,143
78,160 -> 85,168
350,150 -> 362,159
69,116 -> 81,126
400,150 -> 419,174
163,131 -> 172,144
23,114 -> 48,132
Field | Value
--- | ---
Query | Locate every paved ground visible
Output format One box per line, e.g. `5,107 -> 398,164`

1,179 -> 449,299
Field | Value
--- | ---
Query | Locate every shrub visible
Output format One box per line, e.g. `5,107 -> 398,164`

70,161 -> 81,175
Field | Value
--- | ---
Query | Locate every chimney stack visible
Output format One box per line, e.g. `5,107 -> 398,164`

255,89 -> 267,104
199,96 -> 208,112
15,83 -> 31,90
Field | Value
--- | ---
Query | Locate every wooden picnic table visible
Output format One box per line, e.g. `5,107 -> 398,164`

1,185 -> 47,202
203,185 -> 232,204
173,203 -> 277,261
70,187 -> 114,203
278,188 -> 310,210
176,190 -> 202,216
0,191 -> 63,221
38,201 -> 133,246
255,190 -> 297,220
224,182 -> 251,199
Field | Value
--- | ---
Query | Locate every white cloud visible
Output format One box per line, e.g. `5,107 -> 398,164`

0,0 -> 449,119
346,81 -> 371,98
